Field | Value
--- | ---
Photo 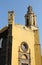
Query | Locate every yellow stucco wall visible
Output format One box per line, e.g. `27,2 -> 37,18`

34,44 -> 41,65
11,24 -> 36,65
41,56 -> 42,64
10,24 -> 42,65
34,30 -> 41,65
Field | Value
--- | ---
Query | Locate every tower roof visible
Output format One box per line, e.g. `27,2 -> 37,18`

28,6 -> 32,12
25,6 -> 33,17
27,5 -> 33,14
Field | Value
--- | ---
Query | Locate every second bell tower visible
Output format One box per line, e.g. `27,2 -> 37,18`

25,6 -> 36,27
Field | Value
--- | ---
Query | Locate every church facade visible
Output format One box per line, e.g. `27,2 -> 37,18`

0,6 -> 42,65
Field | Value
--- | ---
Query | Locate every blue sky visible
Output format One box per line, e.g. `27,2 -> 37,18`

0,0 -> 42,50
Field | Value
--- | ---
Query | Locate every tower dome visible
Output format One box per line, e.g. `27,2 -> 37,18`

28,6 -> 32,13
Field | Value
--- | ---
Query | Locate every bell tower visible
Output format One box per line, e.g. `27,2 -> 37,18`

25,6 -> 36,27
